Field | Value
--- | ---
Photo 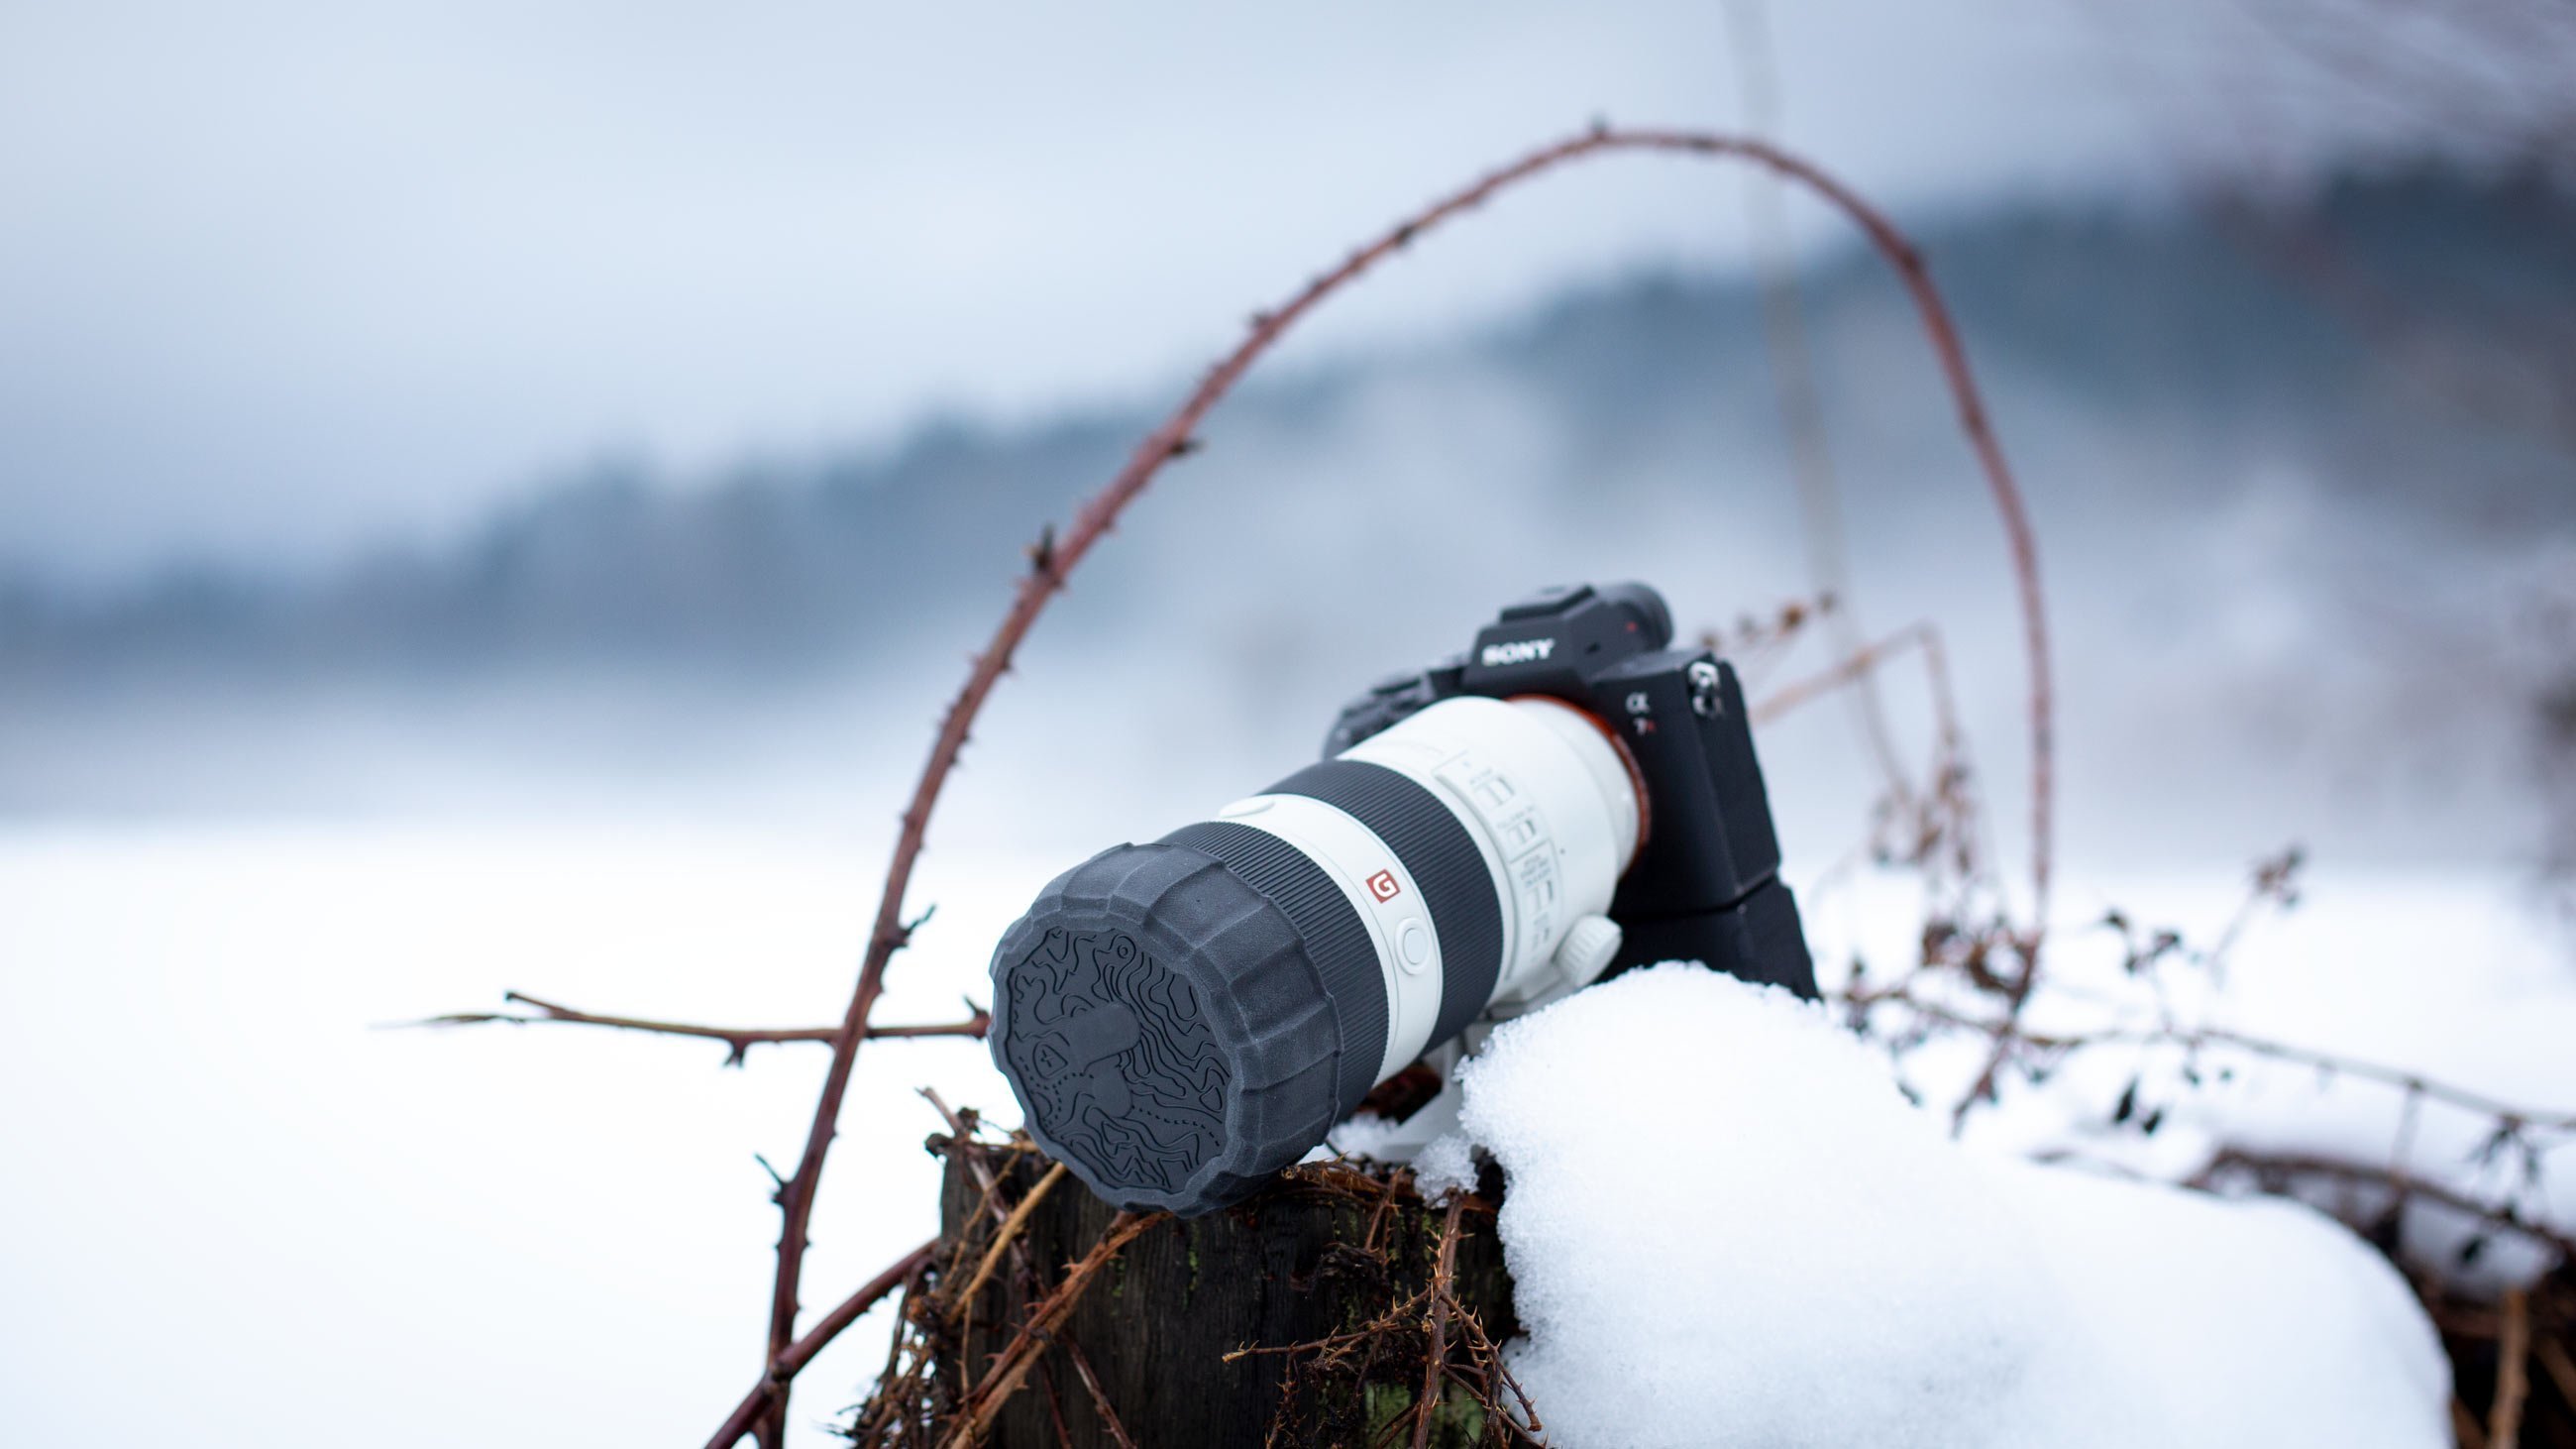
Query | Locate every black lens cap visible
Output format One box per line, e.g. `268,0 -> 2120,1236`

989,839 -> 1373,1216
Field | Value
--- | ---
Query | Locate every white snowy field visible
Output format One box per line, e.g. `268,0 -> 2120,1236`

0,822 -> 2570,1446
0,824 -> 1049,1448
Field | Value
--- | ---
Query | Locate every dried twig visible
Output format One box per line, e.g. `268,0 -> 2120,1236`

1752,622 -> 1944,727
1451,1301 -> 1545,1442
842,1264 -> 938,1449
2536,1332 -> 2576,1421
1749,615 -> 1996,924
1838,834 -> 2576,1272
704,1238 -> 938,1449
847,1104 -> 1062,1445
413,991 -> 988,1065
1847,837 -> 2576,1190
2491,1287 -> 2529,1447
2453,1396 -> 2489,1449
2197,1151 -> 2576,1264
1224,1177 -> 1532,1448
1064,1340 -> 1140,1449
938,1210 -> 1168,1449
1036,1361 -> 1079,1449
1850,986 -> 2576,1140
1412,1199 -> 1466,1449
918,1086 -> 975,1143
947,1161 -> 1070,1323
733,121 -> 2050,1443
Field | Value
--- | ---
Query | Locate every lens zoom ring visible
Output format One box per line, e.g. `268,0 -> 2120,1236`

1159,820 -> 1388,1116
1265,759 -> 1505,1052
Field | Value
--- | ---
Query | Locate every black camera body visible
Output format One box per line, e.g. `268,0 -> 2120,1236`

1324,582 -> 1815,999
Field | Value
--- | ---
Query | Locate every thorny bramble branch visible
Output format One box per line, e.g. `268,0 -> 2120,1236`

705,1238 -> 938,1449
413,991 -> 988,1066
730,120 -> 2057,1444
1411,1198 -> 1466,1449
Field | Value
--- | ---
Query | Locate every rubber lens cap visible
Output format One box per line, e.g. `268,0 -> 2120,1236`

988,839 -> 1374,1216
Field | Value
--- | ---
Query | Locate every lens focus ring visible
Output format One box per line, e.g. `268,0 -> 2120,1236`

1263,758 -> 1505,1052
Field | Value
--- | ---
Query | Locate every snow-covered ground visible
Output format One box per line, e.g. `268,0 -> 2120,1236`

0,824 -> 2568,1446
0,824 -> 1040,1448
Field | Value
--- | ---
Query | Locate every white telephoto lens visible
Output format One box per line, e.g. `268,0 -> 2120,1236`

988,693 -> 1644,1215
1217,694 -> 1644,1079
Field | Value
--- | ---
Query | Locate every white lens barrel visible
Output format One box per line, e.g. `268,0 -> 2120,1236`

1209,791 -> 1447,1080
1214,694 -> 1643,1080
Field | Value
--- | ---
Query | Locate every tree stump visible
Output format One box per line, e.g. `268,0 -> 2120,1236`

875,1125 -> 1525,1448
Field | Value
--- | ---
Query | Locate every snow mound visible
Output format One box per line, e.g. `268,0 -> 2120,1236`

1317,1112 -> 1409,1162
1411,1131 -> 1477,1204
1454,964 -> 2451,1449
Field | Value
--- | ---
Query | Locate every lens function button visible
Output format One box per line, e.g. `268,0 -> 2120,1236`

1553,914 -> 1624,989
1461,767 -> 1517,811
1397,921 -> 1432,973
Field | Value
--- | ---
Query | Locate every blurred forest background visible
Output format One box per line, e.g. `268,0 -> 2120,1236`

8,167 -> 2574,889
0,3 -> 2570,893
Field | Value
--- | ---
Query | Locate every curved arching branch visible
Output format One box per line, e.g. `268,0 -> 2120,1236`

735,122 -> 2051,1444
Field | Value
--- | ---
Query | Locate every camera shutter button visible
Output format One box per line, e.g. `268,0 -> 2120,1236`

1498,583 -> 1594,620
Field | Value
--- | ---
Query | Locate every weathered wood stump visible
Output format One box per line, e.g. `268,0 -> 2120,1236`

890,1126 -> 1525,1448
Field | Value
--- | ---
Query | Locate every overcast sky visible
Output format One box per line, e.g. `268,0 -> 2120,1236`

0,1 -> 2428,581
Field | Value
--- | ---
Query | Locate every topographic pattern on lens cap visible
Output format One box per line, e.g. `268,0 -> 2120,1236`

1002,927 -> 1228,1192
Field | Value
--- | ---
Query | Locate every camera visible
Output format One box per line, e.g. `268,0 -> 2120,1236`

987,583 -> 1815,1215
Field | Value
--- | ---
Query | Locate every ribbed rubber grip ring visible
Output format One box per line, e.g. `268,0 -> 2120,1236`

1160,820 -> 1387,1115
1265,758 -> 1504,1052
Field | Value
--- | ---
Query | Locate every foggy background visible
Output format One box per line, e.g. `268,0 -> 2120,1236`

4,1 -> 2573,1444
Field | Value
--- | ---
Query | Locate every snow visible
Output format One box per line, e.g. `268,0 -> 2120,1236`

1453,964 -> 2453,1449
0,823 -> 1037,1449
1410,1130 -> 1478,1204
1318,1111 -> 1412,1162
1,824 -> 2560,1447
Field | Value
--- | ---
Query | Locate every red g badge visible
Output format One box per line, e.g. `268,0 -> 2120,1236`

1365,869 -> 1401,902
